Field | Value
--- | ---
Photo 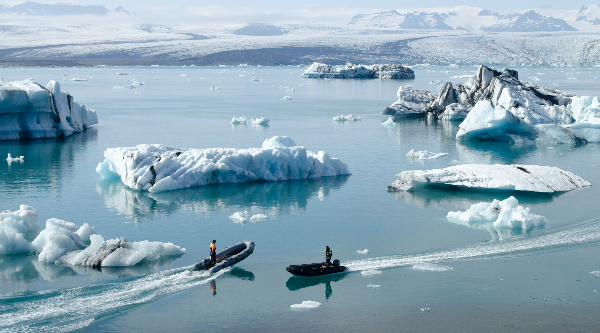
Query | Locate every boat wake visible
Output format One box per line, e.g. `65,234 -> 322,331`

345,218 -> 600,272
0,266 -> 226,333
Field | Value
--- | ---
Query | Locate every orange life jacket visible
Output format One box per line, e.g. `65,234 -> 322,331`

210,243 -> 216,253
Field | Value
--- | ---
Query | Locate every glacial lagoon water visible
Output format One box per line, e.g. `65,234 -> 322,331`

1,65 -> 600,332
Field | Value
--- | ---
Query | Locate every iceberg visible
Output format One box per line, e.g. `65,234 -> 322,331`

229,211 -> 268,224
439,103 -> 469,121
290,300 -> 321,309
382,85 -> 436,117
389,164 -> 590,193
333,114 -> 361,122
96,136 -> 351,192
301,62 -> 414,79
0,80 -> 98,140
251,117 -> 270,125
231,117 -> 249,124
0,205 -> 185,265
406,149 -> 448,160
446,196 -> 546,240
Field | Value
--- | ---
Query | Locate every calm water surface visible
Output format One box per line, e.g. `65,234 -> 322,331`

1,66 -> 600,332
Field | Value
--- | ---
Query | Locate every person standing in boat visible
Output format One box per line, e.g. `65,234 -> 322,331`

210,240 -> 217,267
326,246 -> 332,267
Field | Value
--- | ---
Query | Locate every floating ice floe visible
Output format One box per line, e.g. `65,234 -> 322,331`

0,80 -> 98,140
210,87 -> 219,90
382,85 -> 436,117
367,284 -> 380,288
333,115 -> 361,122
251,117 -> 270,125
412,263 -> 453,272
382,117 -> 395,126
361,269 -> 382,276
251,78 -> 263,81
283,96 -> 292,100
70,78 -> 88,81
446,196 -> 546,240
113,86 -> 125,89
356,249 -> 369,254
590,271 -> 600,278
229,211 -> 268,224
0,205 -> 185,265
406,149 -> 448,160
115,73 -> 128,75
96,136 -> 350,192
6,153 -> 24,163
231,117 -> 249,124
290,300 -> 321,309
389,164 -> 590,193
301,62 -> 414,79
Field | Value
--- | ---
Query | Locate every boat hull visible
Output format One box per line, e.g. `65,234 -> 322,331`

286,262 -> 347,277
192,240 -> 255,274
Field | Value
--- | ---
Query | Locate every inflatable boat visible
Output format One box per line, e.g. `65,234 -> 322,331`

192,240 -> 255,274
286,259 -> 347,277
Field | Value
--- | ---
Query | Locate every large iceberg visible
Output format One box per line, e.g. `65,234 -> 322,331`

0,205 -> 185,266
97,136 -> 350,192
301,62 -> 414,79
389,164 -> 590,193
0,79 -> 98,140
382,85 -> 436,117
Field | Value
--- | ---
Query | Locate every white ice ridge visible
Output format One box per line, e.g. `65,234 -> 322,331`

0,80 -> 98,140
406,149 -> 448,160
290,300 -> 321,309
389,164 -> 590,193
96,136 -> 351,192
333,114 -> 361,122
446,196 -> 546,240
229,211 -> 268,224
0,205 -> 185,265
301,62 -> 414,79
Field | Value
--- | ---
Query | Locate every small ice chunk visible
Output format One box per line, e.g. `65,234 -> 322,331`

412,263 -> 453,272
210,87 -> 219,90
76,223 -> 96,244
421,307 -> 430,312
231,117 -> 249,125
382,117 -> 394,126
71,78 -> 88,81
283,96 -> 292,100
180,74 -> 189,77
367,284 -> 380,288
6,153 -> 24,163
333,115 -> 361,122
250,214 -> 268,222
290,300 -> 321,309
251,117 -> 270,125
406,149 -> 448,160
229,212 -> 267,224
590,271 -> 600,278
113,86 -> 125,89
356,249 -> 369,254
361,270 -> 382,276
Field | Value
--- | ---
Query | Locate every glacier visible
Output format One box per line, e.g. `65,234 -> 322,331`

96,136 -> 351,192
301,62 -> 414,79
389,164 -> 590,193
0,79 -> 98,140
0,205 -> 185,265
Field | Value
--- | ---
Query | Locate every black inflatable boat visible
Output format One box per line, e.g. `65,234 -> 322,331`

286,259 -> 347,277
192,240 -> 255,274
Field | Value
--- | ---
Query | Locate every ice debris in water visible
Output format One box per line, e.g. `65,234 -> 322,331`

333,115 -> 361,122
447,197 -> 546,240
421,307 -> 430,312
0,205 -> 185,265
412,263 -> 453,272
367,284 -> 380,288
70,78 -> 87,81
229,211 -> 268,224
251,117 -> 270,125
96,136 -> 350,192
590,271 -> 600,278
231,117 -> 249,124
406,149 -> 448,160
283,96 -> 292,100
356,249 -> 369,254
113,86 -> 125,89
210,87 -> 219,90
389,164 -> 590,193
290,300 -> 321,309
382,117 -> 395,126
361,269 -> 382,276
6,153 -> 24,163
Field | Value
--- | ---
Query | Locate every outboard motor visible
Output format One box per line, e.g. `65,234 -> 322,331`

332,259 -> 340,266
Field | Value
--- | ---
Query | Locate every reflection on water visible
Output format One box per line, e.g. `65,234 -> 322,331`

391,187 -> 555,211
209,268 -> 255,297
97,175 -> 349,222
0,253 -> 182,288
446,218 -> 544,241
0,129 -> 98,196
286,273 -> 347,299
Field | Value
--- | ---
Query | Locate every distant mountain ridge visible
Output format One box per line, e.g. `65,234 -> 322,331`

0,2 -> 127,15
349,5 -> 600,32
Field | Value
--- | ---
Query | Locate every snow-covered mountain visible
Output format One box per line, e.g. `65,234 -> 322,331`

481,10 -> 576,32
576,4 -> 600,25
349,7 -> 582,32
349,10 -> 453,30
0,2 -> 127,16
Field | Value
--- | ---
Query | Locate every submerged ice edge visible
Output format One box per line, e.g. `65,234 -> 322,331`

0,266 -> 227,332
345,218 -> 600,272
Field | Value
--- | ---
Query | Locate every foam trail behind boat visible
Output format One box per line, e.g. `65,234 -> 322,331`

0,266 -> 227,332
345,218 -> 600,272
